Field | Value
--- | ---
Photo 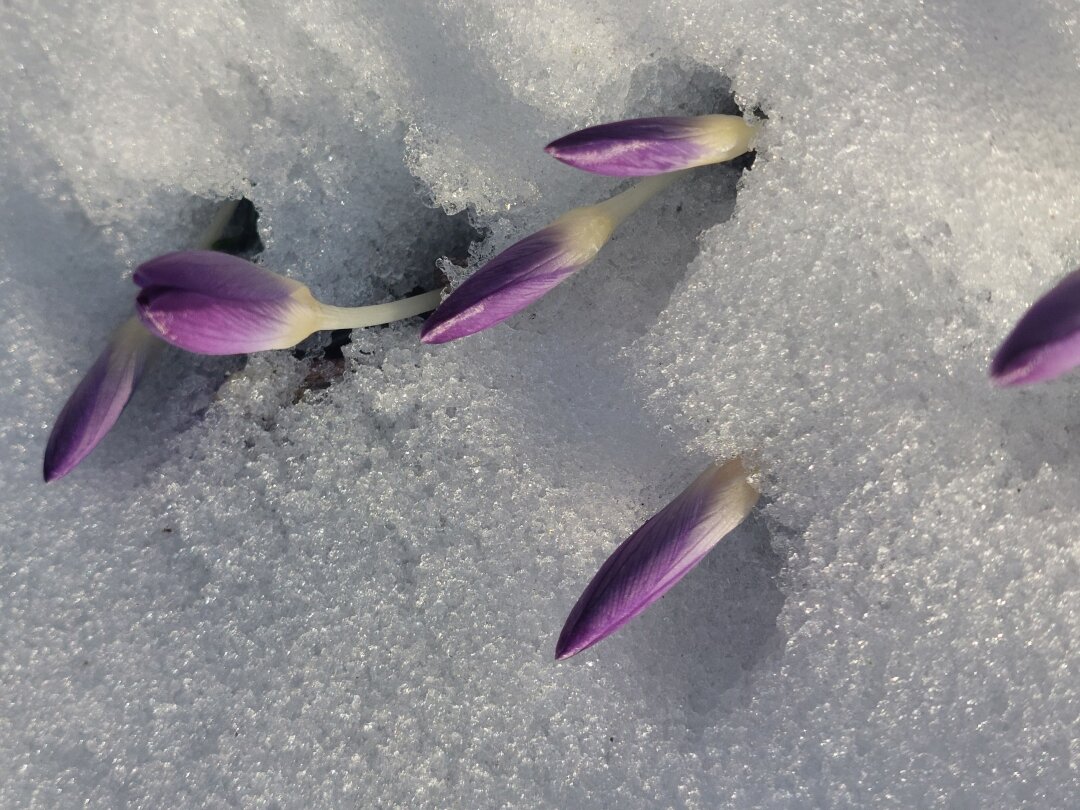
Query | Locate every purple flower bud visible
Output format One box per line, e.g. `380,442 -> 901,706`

421,172 -> 684,344
135,250 -> 323,355
420,214 -> 610,344
556,459 -> 760,659
43,317 -> 160,482
990,268 -> 1080,386
545,115 -> 758,177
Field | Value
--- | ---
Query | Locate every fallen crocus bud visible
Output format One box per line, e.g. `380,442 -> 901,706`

420,172 -> 685,343
556,458 -> 760,659
544,114 -> 758,177
990,267 -> 1080,386
43,316 -> 161,482
136,250 -> 441,355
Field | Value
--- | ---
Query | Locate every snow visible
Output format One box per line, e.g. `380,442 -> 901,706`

2,0 -> 1079,806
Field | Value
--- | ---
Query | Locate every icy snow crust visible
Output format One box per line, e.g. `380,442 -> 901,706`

2,0 -> 1079,806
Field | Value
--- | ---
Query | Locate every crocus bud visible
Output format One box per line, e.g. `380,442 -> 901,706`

134,250 -> 324,354
43,316 -> 160,482
420,208 -> 614,344
545,115 -> 758,177
556,459 -> 760,659
421,172 -> 684,344
990,268 -> 1080,386
136,250 -> 441,355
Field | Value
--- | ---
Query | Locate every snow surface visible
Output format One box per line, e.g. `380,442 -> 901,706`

2,0 -> 1080,806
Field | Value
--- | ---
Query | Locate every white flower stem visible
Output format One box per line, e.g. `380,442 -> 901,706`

591,170 -> 689,226
316,289 -> 443,331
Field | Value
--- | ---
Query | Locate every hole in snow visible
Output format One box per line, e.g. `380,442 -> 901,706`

205,196 -> 264,258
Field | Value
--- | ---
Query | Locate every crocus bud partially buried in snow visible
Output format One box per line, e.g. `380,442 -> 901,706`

43,316 -> 161,482
556,458 -> 760,660
420,171 -> 686,344
136,250 -> 441,355
990,267 -> 1080,386
545,114 -> 758,177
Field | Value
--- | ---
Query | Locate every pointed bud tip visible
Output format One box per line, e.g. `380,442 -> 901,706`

42,462 -> 65,483
987,268 -> 1080,387
988,361 -> 1026,387
988,333 -> 1080,387
988,355 -> 1060,387
554,628 -> 601,660
419,317 -> 470,345
419,318 -> 454,344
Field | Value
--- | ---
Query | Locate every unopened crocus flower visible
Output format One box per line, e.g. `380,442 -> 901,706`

135,250 -> 441,355
420,171 -> 685,344
556,458 -> 760,660
544,114 -> 758,177
44,199 -> 248,482
990,267 -> 1080,386
43,316 -> 161,482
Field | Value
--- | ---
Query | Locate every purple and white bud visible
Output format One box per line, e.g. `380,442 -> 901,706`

990,267 -> 1080,386
136,250 -> 441,355
44,317 -> 160,482
545,115 -> 758,177
556,459 -> 759,659
421,172 -> 685,344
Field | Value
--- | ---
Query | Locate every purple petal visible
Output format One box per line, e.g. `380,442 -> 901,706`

556,460 -> 760,659
420,224 -> 590,344
545,115 -> 754,177
133,250 -> 302,301
990,268 -> 1080,386
134,250 -> 318,354
44,317 -> 159,482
